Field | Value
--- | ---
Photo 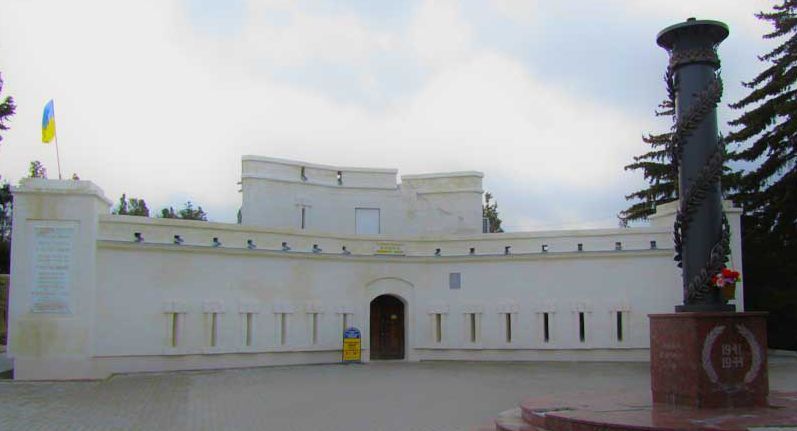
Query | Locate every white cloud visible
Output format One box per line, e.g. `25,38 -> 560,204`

408,0 -> 473,70
619,0 -> 773,38
491,0 -> 540,25
232,1 -> 394,68
0,0 -> 747,229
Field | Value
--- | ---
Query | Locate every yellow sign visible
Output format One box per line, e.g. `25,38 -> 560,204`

342,327 -> 361,362
374,242 -> 405,256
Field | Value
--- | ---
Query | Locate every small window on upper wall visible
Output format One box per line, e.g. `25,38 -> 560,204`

449,273 -> 461,290
355,208 -> 380,235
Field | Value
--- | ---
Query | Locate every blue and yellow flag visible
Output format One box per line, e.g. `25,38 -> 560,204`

42,100 -> 56,143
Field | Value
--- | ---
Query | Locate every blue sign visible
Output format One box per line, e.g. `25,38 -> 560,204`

343,327 -> 361,339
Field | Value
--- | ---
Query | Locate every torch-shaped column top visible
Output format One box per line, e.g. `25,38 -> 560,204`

657,18 -> 729,49
657,19 -> 729,70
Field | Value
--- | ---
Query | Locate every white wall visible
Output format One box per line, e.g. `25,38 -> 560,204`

240,156 -> 484,236
6,178 -> 744,380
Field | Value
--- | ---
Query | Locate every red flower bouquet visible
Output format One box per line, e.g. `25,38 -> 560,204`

712,268 -> 741,300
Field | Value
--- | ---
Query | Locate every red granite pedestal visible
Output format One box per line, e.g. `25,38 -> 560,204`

489,391 -> 797,431
649,312 -> 769,408
482,311 -> 797,431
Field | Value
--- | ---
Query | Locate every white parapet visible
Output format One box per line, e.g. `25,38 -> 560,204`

4,172 -> 744,380
240,156 -> 484,236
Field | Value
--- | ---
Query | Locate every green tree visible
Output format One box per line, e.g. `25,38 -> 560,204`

619,73 -> 678,224
482,192 -> 503,233
0,73 -> 14,274
113,193 -> 150,217
160,207 -> 178,219
727,0 -> 796,243
129,198 -> 149,216
0,182 -> 11,242
0,73 -> 16,144
178,201 -> 207,221
726,1 -> 797,350
0,182 -> 12,273
28,161 -> 47,179
160,201 -> 207,221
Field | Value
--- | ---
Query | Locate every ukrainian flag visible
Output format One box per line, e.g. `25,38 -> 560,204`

42,100 -> 56,143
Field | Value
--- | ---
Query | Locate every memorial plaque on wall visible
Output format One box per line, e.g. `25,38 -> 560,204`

374,242 -> 405,256
30,223 -> 77,314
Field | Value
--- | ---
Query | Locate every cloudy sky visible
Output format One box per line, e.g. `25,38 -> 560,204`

0,0 -> 776,229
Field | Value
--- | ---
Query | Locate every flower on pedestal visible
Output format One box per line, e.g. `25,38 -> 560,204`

712,268 -> 741,300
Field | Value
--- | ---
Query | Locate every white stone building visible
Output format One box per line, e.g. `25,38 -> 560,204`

6,156 -> 744,380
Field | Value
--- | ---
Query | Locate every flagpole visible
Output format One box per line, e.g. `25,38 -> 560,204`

54,128 -> 62,180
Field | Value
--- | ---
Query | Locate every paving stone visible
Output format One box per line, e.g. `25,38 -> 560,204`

0,360 -> 795,431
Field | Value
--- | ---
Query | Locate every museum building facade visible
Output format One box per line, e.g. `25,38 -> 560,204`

6,156 -> 744,380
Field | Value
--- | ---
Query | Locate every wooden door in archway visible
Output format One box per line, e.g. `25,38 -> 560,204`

370,295 -> 405,359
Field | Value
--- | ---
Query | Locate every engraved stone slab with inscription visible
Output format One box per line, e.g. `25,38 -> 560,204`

650,312 -> 768,408
30,224 -> 76,314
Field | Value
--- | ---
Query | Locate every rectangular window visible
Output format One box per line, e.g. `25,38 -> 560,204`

209,312 -> 220,347
468,313 -> 478,343
616,311 -> 624,342
505,313 -> 512,343
355,208 -> 380,235
301,207 -> 307,229
243,313 -> 253,347
449,272 -> 461,290
579,312 -> 586,343
434,313 -> 443,343
543,312 -> 550,343
276,313 -> 288,345
169,312 -> 180,347
310,313 -> 319,345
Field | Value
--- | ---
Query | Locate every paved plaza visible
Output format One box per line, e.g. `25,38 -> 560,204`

1,358 -> 796,431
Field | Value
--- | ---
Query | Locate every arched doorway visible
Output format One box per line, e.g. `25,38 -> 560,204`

370,295 -> 405,360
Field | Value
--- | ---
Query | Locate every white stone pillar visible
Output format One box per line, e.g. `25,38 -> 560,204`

7,179 -> 111,380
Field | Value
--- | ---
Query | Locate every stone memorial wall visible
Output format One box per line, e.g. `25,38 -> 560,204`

4,161 -> 744,380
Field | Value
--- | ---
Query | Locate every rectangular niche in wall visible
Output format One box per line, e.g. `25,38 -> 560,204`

431,313 -> 443,343
243,312 -> 254,346
309,312 -> 320,345
208,312 -> 220,347
355,208 -> 380,235
203,301 -> 224,348
163,301 -> 188,349
504,313 -> 512,343
340,312 -> 353,334
277,313 -> 288,345
169,312 -> 181,347
543,312 -> 550,343
467,313 -> 479,343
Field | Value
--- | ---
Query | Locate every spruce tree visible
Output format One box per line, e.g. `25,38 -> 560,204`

619,72 -> 678,224
727,0 -> 796,242
726,1 -> 796,350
